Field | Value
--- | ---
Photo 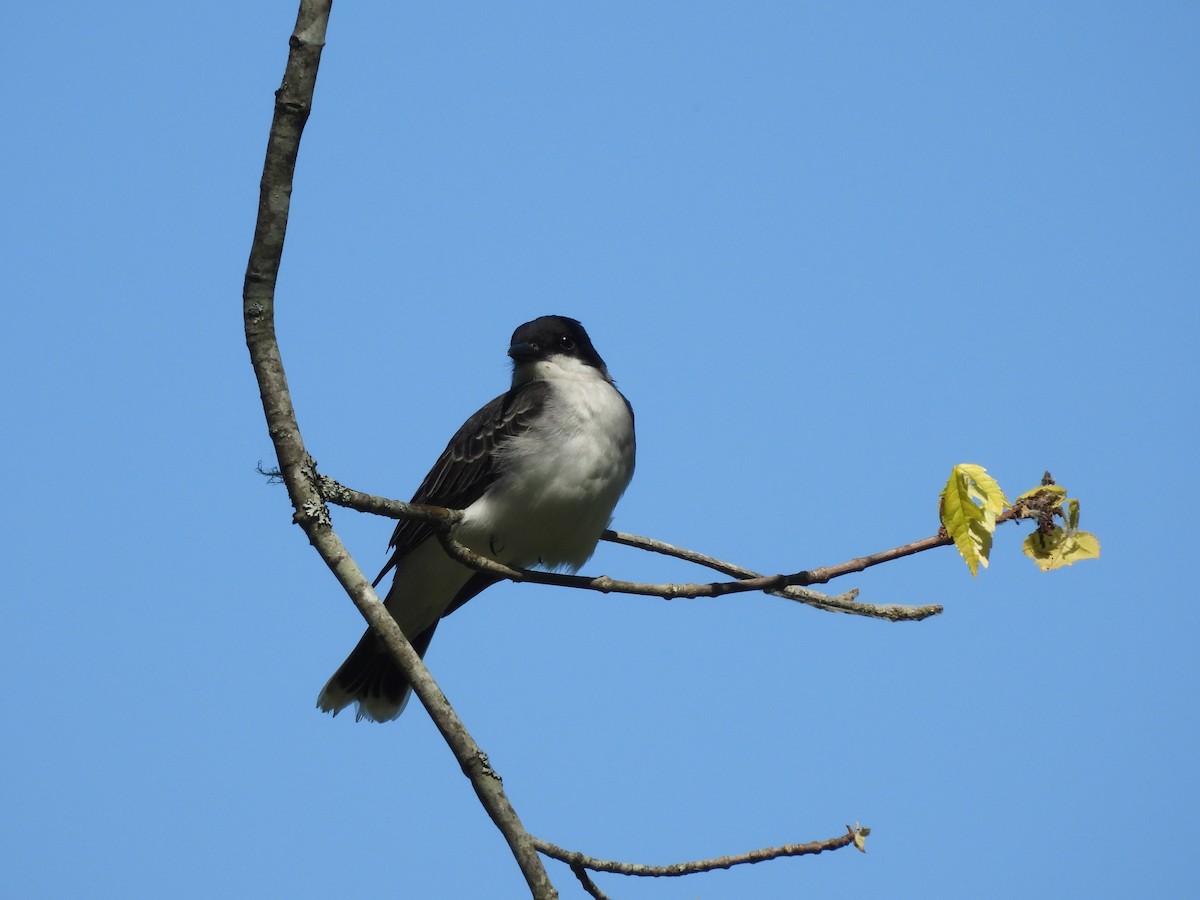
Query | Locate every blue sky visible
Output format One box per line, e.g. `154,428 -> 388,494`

4,2 -> 1197,897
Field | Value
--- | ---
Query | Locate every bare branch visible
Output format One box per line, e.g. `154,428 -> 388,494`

242,4 -> 555,897
533,824 -> 865,880
314,472 -> 463,529
434,527 -> 942,619
794,532 -> 952,583
313,473 -> 943,621
603,530 -> 945,621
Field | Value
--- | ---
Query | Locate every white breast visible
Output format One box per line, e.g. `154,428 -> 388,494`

456,358 -> 635,572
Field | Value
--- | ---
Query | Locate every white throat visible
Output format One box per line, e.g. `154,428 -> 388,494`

512,353 -> 611,388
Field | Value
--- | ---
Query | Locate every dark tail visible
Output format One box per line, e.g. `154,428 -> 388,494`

316,622 -> 438,722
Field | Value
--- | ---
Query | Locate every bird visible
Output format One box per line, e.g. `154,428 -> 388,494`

317,315 -> 636,722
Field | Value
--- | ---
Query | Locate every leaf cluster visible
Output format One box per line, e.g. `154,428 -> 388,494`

940,465 -> 1100,576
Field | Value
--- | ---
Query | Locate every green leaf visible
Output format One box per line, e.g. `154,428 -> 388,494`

941,464 -> 1009,577
1067,498 -> 1081,530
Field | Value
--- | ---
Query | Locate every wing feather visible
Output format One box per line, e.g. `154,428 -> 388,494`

372,380 -> 550,585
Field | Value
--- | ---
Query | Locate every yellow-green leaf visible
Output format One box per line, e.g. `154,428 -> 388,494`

941,464 -> 1009,577
1023,528 -> 1101,571
952,463 -> 1009,518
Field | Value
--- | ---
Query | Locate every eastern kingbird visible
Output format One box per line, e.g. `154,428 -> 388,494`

317,315 -> 636,722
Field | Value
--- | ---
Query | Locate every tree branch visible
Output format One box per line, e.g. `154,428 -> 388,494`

310,473 -> 944,621
242,4 -> 556,897
603,529 -> 946,621
314,472 -> 463,529
533,824 -> 866,881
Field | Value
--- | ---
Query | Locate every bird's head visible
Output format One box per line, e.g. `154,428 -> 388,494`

508,315 -> 612,385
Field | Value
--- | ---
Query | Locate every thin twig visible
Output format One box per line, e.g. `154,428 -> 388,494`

242,4 -> 556,898
534,825 -> 865,879
604,529 -> 945,621
569,864 -> 610,900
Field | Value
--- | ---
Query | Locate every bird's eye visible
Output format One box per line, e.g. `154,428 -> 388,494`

558,335 -> 575,351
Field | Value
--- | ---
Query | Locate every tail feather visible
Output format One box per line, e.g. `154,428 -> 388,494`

316,622 -> 438,722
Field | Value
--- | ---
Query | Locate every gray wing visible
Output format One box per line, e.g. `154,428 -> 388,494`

372,380 -> 551,586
